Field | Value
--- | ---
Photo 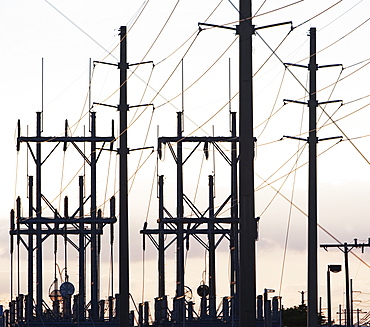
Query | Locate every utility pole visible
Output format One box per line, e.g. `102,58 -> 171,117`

238,0 -> 256,326
321,238 -> 370,327
282,28 -> 319,327
36,112 -> 43,319
299,291 -> 306,306
307,27 -> 318,327
175,111 -> 185,321
119,26 -> 129,327
283,27 -> 342,327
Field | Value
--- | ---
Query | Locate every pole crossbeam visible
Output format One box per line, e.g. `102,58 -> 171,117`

321,239 -> 370,327
14,217 -> 116,224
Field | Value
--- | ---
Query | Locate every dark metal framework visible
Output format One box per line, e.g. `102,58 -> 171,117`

9,111 -> 119,326
140,111 -> 242,326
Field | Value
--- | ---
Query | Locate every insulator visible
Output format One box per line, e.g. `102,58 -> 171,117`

111,120 -> 115,151
16,197 -> 21,218
158,140 -> 162,160
142,222 -> 148,251
110,196 -> 116,217
203,142 -> 209,160
255,217 -> 260,241
185,223 -> 190,250
10,211 -> 14,254
64,197 -> 68,218
10,209 -> 15,231
63,120 -> 68,151
17,120 -> 21,152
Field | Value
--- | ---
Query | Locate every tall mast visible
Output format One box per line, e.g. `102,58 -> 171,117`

175,112 -> 185,317
36,112 -> 43,319
307,27 -> 318,327
118,26 -> 129,327
238,0 -> 256,326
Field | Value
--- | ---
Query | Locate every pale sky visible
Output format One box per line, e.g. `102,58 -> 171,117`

1,0 -> 370,323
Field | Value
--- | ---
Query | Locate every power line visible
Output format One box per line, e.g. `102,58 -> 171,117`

44,0 -> 118,61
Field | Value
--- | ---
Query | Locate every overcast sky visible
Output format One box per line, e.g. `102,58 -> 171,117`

1,0 -> 370,322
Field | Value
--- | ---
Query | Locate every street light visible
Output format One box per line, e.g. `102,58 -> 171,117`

328,265 -> 342,327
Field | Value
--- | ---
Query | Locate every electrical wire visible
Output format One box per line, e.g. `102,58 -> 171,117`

256,142 -> 305,192
102,148 -> 113,214
254,103 -> 286,132
127,1 -> 150,31
295,16 -> 370,65
256,28 -> 370,168
318,0 -> 364,32
34,19 -> 236,215
129,65 -> 155,125
253,0 -> 304,20
140,157 -> 158,303
277,146 -> 302,297
254,0 -> 267,16
278,87 -> 306,297
44,0 -> 117,61
316,69 -> 343,130
294,0 -> 344,29
111,0 -> 228,139
257,69 -> 286,138
257,139 -> 340,193
258,143 -> 307,216
253,29 -> 292,78
58,152 -> 66,213
157,36 -> 238,109
138,0 -> 181,63
321,13 -> 370,51
156,0 -> 223,65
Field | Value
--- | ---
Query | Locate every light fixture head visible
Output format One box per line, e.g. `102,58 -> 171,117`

328,264 -> 341,273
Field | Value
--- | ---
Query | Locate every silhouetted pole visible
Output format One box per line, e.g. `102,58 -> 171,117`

307,27 -> 318,327
327,269 -> 332,327
27,179 -> 34,321
176,112 -> 185,320
36,112 -> 43,319
321,239 -> 370,327
345,246 -> 350,327
78,176 -> 85,319
299,291 -> 305,306
230,112 -> 239,317
158,176 -> 165,298
208,175 -> 216,318
90,112 -> 98,318
239,0 -> 256,326
327,265 -> 342,327
119,26 -> 129,327
284,26 -> 342,327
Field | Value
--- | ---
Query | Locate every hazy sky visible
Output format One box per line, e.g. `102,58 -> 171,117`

2,0 -> 370,322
